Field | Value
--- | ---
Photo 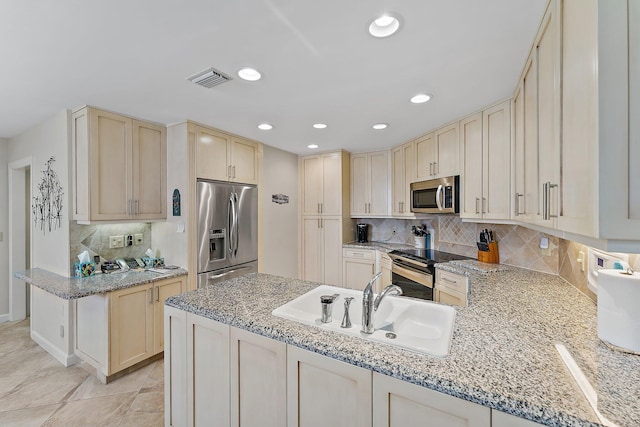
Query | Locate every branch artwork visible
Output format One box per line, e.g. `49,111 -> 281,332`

32,156 -> 64,233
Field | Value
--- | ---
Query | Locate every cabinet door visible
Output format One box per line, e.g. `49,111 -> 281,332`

403,142 -> 416,214
287,346 -> 372,427
558,0 -> 598,236
322,153 -> 344,215
522,55 -> 539,223
153,277 -> 184,354
302,217 -> 322,283
483,101 -> 511,220
434,123 -> 460,178
535,0 -> 561,228
513,84 -> 526,219
492,410 -> 544,427
369,151 -> 389,215
301,156 -> 323,215
434,288 -> 466,307
231,327 -> 287,427
460,113 -> 483,219
186,313 -> 230,427
415,133 -> 435,180
89,108 -> 133,220
196,127 -> 230,181
165,306 -> 187,427
343,257 -> 376,290
373,373 -> 490,427
132,120 -> 166,219
231,137 -> 258,185
351,154 -> 369,216
391,146 -> 404,216
322,217 -> 343,286
109,283 -> 154,374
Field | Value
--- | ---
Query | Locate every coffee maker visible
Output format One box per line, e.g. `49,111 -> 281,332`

356,223 -> 369,243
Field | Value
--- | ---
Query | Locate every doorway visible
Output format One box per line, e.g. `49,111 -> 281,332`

8,157 -> 32,321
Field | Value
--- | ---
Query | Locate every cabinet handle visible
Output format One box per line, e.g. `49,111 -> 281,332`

228,165 -> 232,178
232,165 -> 236,178
441,277 -> 457,285
320,203 -> 323,214
429,162 -> 433,175
515,193 -> 524,216
317,218 -> 320,228
482,197 -> 486,214
320,219 -> 323,228
434,162 -> 438,175
135,200 -> 139,215
399,202 -> 403,213
475,197 -> 480,214
148,288 -> 153,304
543,182 -> 558,220
155,287 -> 160,302
317,203 -> 321,214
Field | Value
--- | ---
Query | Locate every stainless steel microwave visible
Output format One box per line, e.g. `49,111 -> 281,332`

410,176 -> 460,214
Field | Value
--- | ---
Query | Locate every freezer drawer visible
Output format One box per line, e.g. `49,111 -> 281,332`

197,261 -> 258,288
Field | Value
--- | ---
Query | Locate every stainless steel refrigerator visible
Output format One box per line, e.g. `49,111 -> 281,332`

196,180 -> 258,288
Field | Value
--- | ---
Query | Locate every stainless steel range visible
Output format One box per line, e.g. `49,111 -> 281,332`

388,249 -> 470,300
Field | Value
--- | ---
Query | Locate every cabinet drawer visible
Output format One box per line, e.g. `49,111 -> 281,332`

343,249 -> 376,260
436,270 -> 468,293
379,253 -> 392,269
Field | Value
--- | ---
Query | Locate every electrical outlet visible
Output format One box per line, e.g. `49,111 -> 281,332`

126,235 -> 133,246
134,233 -> 143,246
109,235 -> 124,249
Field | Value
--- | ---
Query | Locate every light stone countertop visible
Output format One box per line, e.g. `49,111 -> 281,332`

166,269 -> 640,427
15,267 -> 188,300
342,241 -> 415,252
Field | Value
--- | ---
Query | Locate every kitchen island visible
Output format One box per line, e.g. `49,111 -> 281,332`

15,267 -> 187,382
165,268 -> 640,427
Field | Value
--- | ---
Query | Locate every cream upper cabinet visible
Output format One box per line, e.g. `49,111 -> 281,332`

391,142 -> 415,217
415,124 -> 459,181
461,102 -> 511,221
415,133 -> 435,180
460,113 -> 483,219
71,106 -> 167,222
196,126 -> 259,185
350,151 -> 389,217
301,151 -> 348,216
373,372 -> 490,427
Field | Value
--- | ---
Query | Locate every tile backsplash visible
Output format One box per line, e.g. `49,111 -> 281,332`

355,216 -> 559,274
69,222 -> 152,275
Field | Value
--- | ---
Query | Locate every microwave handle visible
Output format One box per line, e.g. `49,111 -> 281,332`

435,185 -> 444,210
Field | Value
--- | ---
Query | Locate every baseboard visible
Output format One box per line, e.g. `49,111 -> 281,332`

30,330 -> 80,367
0,313 -> 10,323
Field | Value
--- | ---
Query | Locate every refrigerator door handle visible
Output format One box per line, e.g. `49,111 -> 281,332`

233,192 -> 240,256
228,193 -> 235,257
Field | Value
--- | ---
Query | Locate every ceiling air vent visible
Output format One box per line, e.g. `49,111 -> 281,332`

186,67 -> 232,88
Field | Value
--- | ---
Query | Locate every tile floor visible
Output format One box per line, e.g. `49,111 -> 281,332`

0,319 -> 164,426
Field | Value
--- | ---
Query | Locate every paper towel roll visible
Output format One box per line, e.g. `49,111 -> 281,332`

597,269 -> 640,354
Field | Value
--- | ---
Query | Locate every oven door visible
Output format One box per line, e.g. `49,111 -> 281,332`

391,260 -> 434,301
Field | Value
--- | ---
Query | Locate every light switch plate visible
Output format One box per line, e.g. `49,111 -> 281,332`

134,234 -> 143,246
109,235 -> 124,249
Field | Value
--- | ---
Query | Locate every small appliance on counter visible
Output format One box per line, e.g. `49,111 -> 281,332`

597,268 -> 640,354
356,223 -> 369,243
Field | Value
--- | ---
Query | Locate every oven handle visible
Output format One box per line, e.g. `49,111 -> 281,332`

388,253 -> 428,269
392,263 -> 433,289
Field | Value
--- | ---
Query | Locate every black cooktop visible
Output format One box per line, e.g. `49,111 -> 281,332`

390,249 -> 471,265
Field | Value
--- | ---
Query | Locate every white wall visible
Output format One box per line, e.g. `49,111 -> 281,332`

7,110 -> 71,276
0,138 -> 9,317
260,145 -> 299,278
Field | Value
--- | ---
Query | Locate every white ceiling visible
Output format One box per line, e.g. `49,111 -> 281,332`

0,0 -> 546,155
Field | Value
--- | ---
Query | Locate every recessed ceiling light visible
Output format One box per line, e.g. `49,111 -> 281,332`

313,123 -> 327,129
368,14 -> 401,38
307,144 -> 319,149
238,67 -> 262,81
410,94 -> 432,104
372,123 -> 388,130
258,123 -> 273,130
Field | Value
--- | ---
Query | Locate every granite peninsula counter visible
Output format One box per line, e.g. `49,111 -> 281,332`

166,269 -> 640,427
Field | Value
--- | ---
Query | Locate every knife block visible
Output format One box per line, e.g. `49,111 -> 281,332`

478,242 -> 499,264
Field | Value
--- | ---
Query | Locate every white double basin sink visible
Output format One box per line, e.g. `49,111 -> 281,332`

272,285 -> 456,357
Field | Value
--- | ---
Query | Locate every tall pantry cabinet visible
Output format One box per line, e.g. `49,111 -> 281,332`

300,151 -> 353,286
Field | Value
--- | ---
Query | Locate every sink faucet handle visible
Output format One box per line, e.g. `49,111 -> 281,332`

341,297 -> 355,328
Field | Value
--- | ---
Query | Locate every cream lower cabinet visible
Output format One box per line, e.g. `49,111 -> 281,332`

165,310 -> 288,427
287,345 -> 372,427
75,275 -> 185,384
435,269 -> 468,307
302,217 -> 344,286
373,373 -> 490,427
343,248 -> 377,291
